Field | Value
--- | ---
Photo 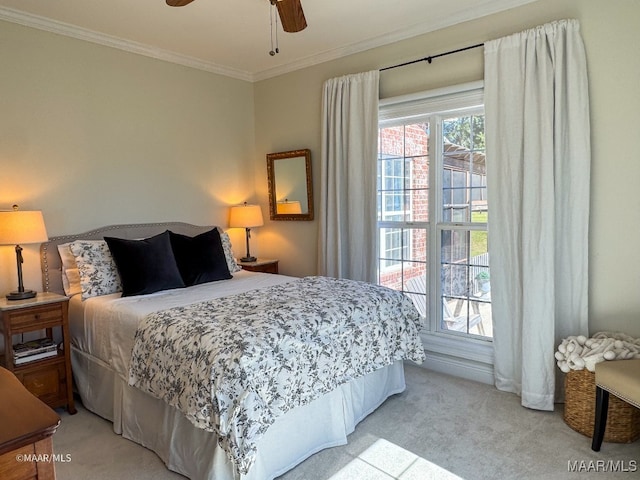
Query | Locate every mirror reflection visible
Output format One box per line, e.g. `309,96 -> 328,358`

267,149 -> 313,221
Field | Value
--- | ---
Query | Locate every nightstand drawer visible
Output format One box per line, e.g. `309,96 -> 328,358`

249,262 -> 278,274
238,259 -> 279,274
14,361 -> 65,404
8,305 -> 63,331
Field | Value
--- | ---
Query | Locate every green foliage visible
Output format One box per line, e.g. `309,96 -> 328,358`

443,115 -> 485,150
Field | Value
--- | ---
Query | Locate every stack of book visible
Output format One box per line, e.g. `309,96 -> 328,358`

13,338 -> 58,365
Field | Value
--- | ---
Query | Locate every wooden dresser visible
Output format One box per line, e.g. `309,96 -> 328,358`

0,367 -> 61,480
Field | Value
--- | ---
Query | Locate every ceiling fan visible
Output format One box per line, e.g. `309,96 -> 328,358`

165,0 -> 307,33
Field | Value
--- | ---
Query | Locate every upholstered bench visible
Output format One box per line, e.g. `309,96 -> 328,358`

591,359 -> 640,451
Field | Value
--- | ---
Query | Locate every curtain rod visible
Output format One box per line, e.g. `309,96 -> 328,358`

380,43 -> 484,72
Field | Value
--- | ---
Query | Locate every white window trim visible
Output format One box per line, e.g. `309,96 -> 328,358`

380,81 -> 484,125
418,333 -> 494,385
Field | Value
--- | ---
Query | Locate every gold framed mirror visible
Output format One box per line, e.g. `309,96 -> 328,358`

266,149 -> 313,221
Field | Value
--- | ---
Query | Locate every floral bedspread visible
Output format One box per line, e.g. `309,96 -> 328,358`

128,276 -> 425,474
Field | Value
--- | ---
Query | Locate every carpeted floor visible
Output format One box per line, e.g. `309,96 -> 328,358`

52,364 -> 639,479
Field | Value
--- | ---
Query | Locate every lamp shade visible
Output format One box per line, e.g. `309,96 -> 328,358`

0,210 -> 48,245
229,203 -> 264,228
276,200 -> 302,214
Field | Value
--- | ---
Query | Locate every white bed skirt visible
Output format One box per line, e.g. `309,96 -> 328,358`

71,347 -> 406,480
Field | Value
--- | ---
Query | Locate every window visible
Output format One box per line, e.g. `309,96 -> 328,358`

377,83 -> 491,340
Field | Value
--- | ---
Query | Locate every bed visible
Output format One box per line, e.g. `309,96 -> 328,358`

40,222 -> 425,480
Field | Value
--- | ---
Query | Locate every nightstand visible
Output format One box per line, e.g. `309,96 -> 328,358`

0,293 -> 76,414
238,259 -> 279,274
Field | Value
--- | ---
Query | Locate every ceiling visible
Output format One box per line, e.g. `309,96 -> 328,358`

0,0 -> 535,82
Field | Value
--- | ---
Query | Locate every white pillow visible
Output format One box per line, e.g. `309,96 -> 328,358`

58,242 -> 83,296
58,242 -> 77,270
69,240 -> 122,299
64,268 -> 82,297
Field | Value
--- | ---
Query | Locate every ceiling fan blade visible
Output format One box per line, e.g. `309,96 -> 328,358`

275,0 -> 307,33
166,0 -> 196,6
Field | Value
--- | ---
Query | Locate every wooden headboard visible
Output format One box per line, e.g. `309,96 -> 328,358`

40,222 -> 214,295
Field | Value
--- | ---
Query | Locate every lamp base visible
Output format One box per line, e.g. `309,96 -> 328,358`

6,289 -> 37,301
240,256 -> 257,263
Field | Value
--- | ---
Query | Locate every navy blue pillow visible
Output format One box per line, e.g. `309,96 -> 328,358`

104,231 -> 185,297
168,228 -> 232,286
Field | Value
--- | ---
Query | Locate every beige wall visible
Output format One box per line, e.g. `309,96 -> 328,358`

0,21 -> 256,294
254,0 -> 640,337
1,0 -> 638,338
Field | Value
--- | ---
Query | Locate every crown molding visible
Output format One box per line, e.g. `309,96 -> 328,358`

0,7 -> 254,82
1,0 -> 535,83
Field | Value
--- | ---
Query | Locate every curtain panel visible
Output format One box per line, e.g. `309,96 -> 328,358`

484,19 -> 590,410
318,70 -> 379,282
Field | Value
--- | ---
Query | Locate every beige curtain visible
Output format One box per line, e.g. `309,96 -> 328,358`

484,20 -> 591,410
317,71 -> 379,282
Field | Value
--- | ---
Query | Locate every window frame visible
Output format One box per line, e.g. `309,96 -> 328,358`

434,105 -> 489,339
378,81 -> 493,364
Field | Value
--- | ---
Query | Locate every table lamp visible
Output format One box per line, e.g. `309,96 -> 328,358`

0,206 -> 49,300
229,202 -> 264,262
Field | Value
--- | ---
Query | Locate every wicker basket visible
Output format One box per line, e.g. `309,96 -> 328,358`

564,368 -> 640,443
